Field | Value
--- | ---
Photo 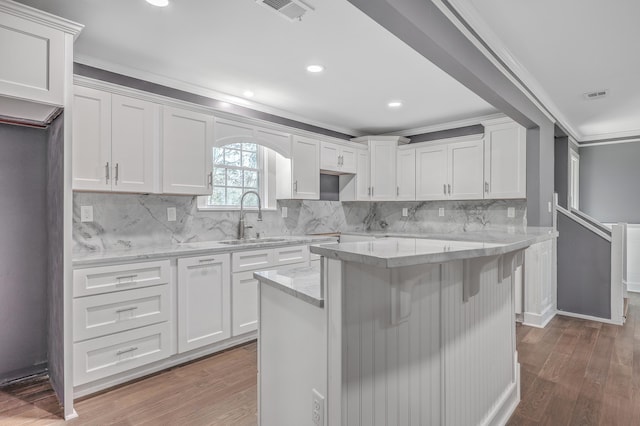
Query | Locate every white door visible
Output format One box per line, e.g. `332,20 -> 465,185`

177,254 -> 231,353
162,106 -> 214,195
484,123 -> 526,199
369,140 -> 397,200
415,145 -> 447,200
340,146 -> 357,174
291,136 -> 320,199
111,95 -> 159,193
231,271 -> 258,336
448,139 -> 484,200
355,149 -> 370,200
72,86 -> 112,191
320,141 -> 339,172
396,148 -> 416,200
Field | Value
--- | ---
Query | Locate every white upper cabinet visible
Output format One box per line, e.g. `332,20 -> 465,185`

72,86 -> 159,193
369,140 -> 398,200
355,149 -> 370,200
111,94 -> 159,193
482,117 -> 527,199
214,117 -> 290,152
163,106 -> 214,195
448,139 -> 484,200
416,137 -> 484,200
73,86 -> 112,191
396,148 -> 416,200
320,141 -> 357,174
289,136 -> 320,199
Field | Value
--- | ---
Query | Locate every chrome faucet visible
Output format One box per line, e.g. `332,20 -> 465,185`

238,190 -> 263,240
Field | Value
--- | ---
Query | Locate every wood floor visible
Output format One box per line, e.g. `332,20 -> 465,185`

2,295 -> 640,425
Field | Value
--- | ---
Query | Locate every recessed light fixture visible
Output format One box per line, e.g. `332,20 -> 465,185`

243,90 -> 255,98
306,64 -> 324,73
388,101 -> 403,108
146,0 -> 169,7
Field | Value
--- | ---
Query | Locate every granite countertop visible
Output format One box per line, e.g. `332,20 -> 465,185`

254,265 -> 323,308
72,235 -> 338,267
312,227 -> 557,268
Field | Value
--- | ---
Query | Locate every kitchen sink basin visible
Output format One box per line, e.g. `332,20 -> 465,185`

218,238 -> 288,245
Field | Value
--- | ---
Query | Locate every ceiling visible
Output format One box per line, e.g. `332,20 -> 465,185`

450,0 -> 640,142
15,0 -> 499,136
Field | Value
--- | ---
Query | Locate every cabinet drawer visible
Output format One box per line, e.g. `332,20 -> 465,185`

274,245 -> 309,267
73,322 -> 173,386
74,260 -> 170,297
232,249 -> 274,272
73,285 -> 170,342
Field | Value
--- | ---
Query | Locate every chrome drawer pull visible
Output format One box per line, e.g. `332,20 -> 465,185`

115,306 -> 138,314
199,258 -> 216,263
116,274 -> 138,281
116,347 -> 138,355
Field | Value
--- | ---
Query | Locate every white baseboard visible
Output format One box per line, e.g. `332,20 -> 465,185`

626,281 -> 640,293
556,310 -> 623,326
522,305 -> 556,328
73,332 -> 256,399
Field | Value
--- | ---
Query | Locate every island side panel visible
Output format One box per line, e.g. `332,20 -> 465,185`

258,283 -> 326,426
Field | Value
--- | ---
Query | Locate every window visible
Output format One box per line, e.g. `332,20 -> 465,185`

205,143 -> 262,208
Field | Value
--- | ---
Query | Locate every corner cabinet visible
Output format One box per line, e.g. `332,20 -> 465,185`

482,117 -> 527,199
277,136 -> 320,200
72,86 -> 160,193
177,253 -> 231,353
162,106 -> 215,195
320,141 -> 357,174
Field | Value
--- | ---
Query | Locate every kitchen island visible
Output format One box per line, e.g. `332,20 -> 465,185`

254,229 -> 556,426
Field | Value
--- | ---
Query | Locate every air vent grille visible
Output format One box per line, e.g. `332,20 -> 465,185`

256,0 -> 313,21
584,90 -> 608,100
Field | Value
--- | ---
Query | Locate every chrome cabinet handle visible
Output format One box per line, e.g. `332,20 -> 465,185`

294,180 -> 298,192
115,163 -> 119,185
371,187 -> 374,197
208,171 -> 213,188
448,184 -> 451,195
443,184 -> 447,195
116,347 -> 138,356
198,258 -> 217,263
485,181 -> 489,193
397,186 -> 399,196
368,187 -> 371,196
105,162 -> 110,184
116,274 -> 138,281
116,306 -> 138,314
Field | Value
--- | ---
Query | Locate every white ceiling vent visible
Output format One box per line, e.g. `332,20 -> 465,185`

256,0 -> 314,21
584,89 -> 608,100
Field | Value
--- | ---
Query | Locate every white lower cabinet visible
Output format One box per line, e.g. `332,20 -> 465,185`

232,271 -> 259,336
178,254 -> 231,353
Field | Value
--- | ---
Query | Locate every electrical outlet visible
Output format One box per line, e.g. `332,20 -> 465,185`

507,207 -> 515,218
438,207 -> 445,217
281,207 -> 288,218
402,208 -> 408,217
80,205 -> 93,223
167,207 -> 177,222
312,389 -> 324,426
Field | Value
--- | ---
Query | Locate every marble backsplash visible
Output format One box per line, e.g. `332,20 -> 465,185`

73,193 -> 527,254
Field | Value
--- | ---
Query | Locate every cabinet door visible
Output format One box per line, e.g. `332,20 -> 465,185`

111,95 -> 159,193
291,136 -> 320,199
178,254 -> 231,353
396,149 -> 416,200
484,123 -> 526,199
320,141 -> 339,172
340,146 -> 357,174
163,106 -> 214,195
355,149 -> 370,200
369,140 -> 397,200
72,86 -> 112,191
415,145 -> 447,200
448,139 -> 484,200
231,271 -> 258,336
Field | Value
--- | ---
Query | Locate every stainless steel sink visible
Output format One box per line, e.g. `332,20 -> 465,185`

218,238 -> 287,245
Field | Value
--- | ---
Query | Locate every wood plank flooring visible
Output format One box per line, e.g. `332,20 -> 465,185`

2,295 -> 640,425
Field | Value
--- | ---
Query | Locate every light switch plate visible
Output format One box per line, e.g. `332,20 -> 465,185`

281,207 -> 288,218
167,207 -> 177,222
507,207 -> 515,218
402,208 -> 408,217
438,207 -> 445,217
80,205 -> 93,223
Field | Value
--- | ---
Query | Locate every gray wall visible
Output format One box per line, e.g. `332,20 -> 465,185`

0,123 -> 48,382
557,213 -> 611,319
580,142 -> 640,222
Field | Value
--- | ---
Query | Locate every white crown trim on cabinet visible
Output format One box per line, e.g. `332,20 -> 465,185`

0,0 -> 83,37
385,112 -> 504,137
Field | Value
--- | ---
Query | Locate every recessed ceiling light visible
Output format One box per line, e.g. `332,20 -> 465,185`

146,0 -> 169,7
306,65 -> 324,73
388,101 -> 403,108
243,90 -> 254,98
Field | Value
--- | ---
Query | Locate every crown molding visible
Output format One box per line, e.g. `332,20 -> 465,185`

73,54 -> 365,138
578,137 -> 640,148
579,128 -> 640,144
0,0 -> 83,37
383,112 -> 503,137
